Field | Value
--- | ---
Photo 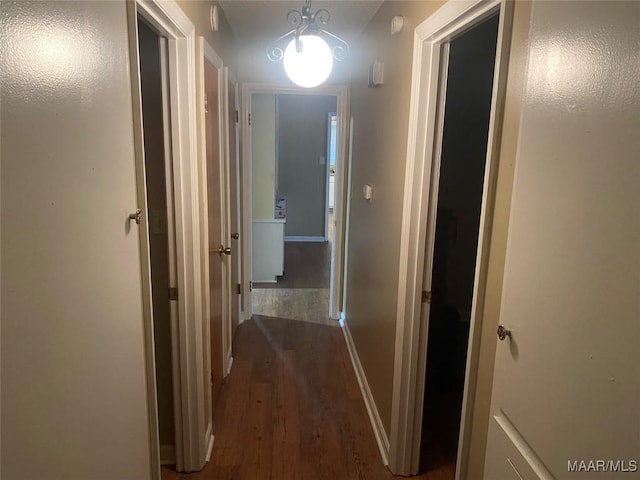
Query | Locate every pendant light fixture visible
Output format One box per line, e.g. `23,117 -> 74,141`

267,0 -> 349,88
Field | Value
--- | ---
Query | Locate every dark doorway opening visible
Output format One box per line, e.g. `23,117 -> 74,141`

420,14 -> 500,476
138,17 -> 177,469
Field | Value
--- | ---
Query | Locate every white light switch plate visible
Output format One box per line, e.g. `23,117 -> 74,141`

363,184 -> 373,201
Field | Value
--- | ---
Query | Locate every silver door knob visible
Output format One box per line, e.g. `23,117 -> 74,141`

129,209 -> 142,225
211,245 -> 231,256
497,324 -> 511,341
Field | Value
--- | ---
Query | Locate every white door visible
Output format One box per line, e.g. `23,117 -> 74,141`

1,2 -> 153,479
484,2 -> 640,479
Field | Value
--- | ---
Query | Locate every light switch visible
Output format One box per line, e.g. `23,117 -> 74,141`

368,62 -> 384,88
363,184 -> 373,202
319,156 -> 326,165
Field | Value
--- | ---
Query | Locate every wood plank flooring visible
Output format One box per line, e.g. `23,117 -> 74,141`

254,242 -> 331,290
253,241 -> 333,326
162,316 -> 453,480
250,290 -> 332,326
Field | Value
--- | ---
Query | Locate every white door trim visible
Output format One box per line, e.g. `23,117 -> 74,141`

240,83 -> 350,320
220,62 -> 234,376
324,112 -> 337,241
390,0 -> 514,476
226,68 -> 243,324
129,0 -> 208,473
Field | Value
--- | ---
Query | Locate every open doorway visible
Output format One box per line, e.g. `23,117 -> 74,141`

250,93 -> 338,325
326,112 -> 338,243
131,1 -> 217,474
419,14 -> 499,477
137,17 -> 179,471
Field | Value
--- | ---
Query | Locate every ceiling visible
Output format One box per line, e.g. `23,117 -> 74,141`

218,1 -> 384,45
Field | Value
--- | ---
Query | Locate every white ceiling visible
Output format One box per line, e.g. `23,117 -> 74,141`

218,1 -> 384,44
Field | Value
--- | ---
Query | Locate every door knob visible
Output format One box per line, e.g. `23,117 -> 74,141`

231,232 -> 240,240
497,324 -> 511,341
211,245 -> 231,256
129,209 -> 142,225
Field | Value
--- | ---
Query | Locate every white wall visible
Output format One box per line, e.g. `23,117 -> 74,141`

251,93 -> 276,220
1,2 -> 152,478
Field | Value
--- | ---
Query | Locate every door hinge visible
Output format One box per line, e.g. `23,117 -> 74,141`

204,93 -> 208,114
248,113 -> 252,126
237,283 -> 241,295
422,290 -> 431,304
235,109 -> 239,123
169,287 -> 178,301
249,281 -> 253,292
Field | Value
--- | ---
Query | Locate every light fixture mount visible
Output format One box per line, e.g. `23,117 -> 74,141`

267,0 -> 350,63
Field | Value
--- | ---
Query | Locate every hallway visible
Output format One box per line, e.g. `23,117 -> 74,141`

162,316 -> 452,480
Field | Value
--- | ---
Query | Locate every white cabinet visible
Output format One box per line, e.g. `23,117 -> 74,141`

252,219 -> 285,282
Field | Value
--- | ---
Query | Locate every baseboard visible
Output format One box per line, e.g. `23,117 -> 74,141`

339,315 -> 390,465
226,352 -> 234,377
159,444 -> 176,466
205,423 -> 214,462
284,236 -> 326,242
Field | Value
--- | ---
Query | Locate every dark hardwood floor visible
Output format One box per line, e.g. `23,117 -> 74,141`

162,316 -> 454,480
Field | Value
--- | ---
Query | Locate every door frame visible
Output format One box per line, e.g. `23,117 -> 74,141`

390,0 -> 514,476
224,67 -> 243,329
128,0 -> 208,473
240,83 -> 349,321
324,112 -> 338,241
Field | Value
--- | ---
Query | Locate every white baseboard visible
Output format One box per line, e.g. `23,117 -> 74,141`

340,314 -> 390,466
284,236 -> 326,242
159,444 -> 175,465
205,425 -> 214,462
226,352 -> 234,377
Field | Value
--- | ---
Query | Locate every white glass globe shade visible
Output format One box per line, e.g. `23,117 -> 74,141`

283,35 -> 333,88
